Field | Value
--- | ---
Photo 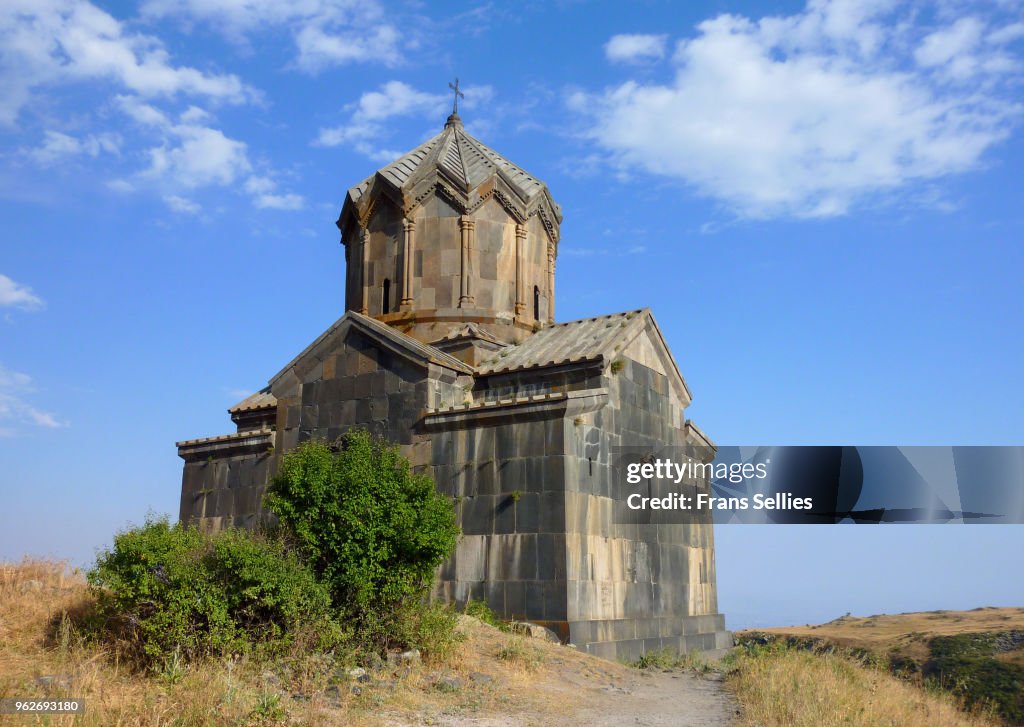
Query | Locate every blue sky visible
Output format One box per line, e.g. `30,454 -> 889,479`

2,0 -> 1023,629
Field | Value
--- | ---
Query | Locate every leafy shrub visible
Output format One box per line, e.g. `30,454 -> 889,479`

87,517 -> 342,668
464,599 -> 500,628
266,430 -> 459,651
396,601 -> 463,663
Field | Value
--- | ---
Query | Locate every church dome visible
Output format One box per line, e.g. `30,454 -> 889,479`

337,114 -> 561,238
336,112 -> 563,345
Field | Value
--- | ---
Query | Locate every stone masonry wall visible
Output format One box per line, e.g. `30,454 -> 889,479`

564,354 -> 728,659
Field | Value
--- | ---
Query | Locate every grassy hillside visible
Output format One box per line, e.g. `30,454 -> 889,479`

0,559 -> 731,726
0,559 -> 564,725
735,608 -> 1024,725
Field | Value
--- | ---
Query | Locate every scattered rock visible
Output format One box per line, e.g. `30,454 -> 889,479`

351,686 -> 362,696
510,621 -> 561,643
356,673 -> 371,684
346,667 -> 367,679
291,693 -> 309,702
34,675 -> 73,690
434,676 -> 463,692
362,651 -> 385,670
387,648 -> 422,667
469,671 -> 494,684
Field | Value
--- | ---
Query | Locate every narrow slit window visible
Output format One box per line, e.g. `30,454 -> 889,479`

533,285 -> 540,320
382,278 -> 391,314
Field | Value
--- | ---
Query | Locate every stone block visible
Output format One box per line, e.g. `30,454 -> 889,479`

495,425 -> 516,461
496,458 -> 523,493
514,492 -> 539,533
462,496 -> 493,535
473,460 -> 496,495
539,491 -> 565,533
369,396 -> 388,420
543,581 -> 567,621
370,370 -> 387,397
536,534 -> 564,581
484,581 -> 504,616
353,374 -> 372,400
505,580 -> 526,619
494,496 -> 516,534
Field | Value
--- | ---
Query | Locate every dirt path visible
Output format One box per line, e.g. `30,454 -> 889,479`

391,667 -> 737,727
539,667 -> 738,727
382,618 -> 738,727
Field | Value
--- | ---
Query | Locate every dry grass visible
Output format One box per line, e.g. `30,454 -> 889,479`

743,607 -> 1024,665
0,559 -> 629,726
729,645 -> 999,727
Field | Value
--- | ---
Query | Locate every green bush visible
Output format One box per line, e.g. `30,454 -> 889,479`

924,633 -> 1024,723
87,517 -> 343,668
266,430 -> 460,650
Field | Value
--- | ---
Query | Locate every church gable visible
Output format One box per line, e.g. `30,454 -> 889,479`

268,312 -> 472,453
270,311 -> 471,393
614,312 -> 692,408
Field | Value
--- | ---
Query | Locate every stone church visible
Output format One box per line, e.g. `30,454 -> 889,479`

176,106 -> 730,659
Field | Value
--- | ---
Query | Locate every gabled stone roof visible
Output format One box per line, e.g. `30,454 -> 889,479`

228,387 -> 277,413
478,310 -> 647,374
268,310 -> 474,389
477,308 -> 693,403
338,115 -> 561,239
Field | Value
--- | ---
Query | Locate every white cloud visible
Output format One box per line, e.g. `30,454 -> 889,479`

575,1 -> 1024,219
179,105 -> 212,123
316,81 -> 450,159
245,175 -> 305,210
140,0 -> 402,72
111,94 -> 305,211
0,0 -> 255,126
295,23 -> 400,72
0,363 -> 66,434
116,95 -> 171,127
163,194 -> 201,214
605,34 -> 667,64
988,22 -> 1024,45
146,124 -> 251,188
27,129 -> 120,165
0,274 -> 45,310
106,178 -> 135,193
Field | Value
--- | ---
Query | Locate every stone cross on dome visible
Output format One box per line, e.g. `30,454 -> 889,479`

448,78 -> 464,115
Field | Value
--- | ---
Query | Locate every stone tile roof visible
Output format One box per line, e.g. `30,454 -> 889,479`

347,120 -> 553,209
228,387 -> 277,413
477,309 -> 649,375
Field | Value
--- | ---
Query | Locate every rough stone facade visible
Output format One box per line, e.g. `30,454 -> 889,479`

177,112 -> 730,660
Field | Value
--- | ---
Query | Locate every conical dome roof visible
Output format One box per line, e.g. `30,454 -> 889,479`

337,115 -> 561,241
